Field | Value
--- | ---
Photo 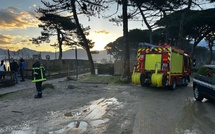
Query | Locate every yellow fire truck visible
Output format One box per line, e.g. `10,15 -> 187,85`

131,42 -> 192,89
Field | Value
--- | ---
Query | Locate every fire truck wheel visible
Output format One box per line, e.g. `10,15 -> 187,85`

162,75 -> 167,86
140,74 -> 150,87
140,74 -> 145,87
145,83 -> 150,87
171,78 -> 176,90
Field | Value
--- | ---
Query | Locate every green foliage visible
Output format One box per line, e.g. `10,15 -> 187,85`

78,74 -> 121,84
32,13 -> 78,44
42,83 -> 55,90
128,29 -> 150,46
131,0 -> 185,11
155,11 -> 182,37
184,9 -> 215,39
0,90 -> 26,100
116,78 -> 130,84
105,28 -> 167,59
152,28 -> 166,44
157,8 -> 215,42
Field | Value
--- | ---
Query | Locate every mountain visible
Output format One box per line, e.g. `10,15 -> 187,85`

41,49 -> 113,63
0,48 -> 113,63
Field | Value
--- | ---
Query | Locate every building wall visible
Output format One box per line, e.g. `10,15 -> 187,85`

114,60 -> 136,75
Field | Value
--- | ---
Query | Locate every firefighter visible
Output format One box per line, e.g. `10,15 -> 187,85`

32,58 -> 46,98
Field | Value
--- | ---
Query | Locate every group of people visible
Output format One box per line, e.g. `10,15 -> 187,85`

10,58 -> 25,83
0,58 -> 46,99
0,58 -> 25,82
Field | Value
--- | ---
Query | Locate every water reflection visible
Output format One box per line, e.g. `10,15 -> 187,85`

49,121 -> 88,134
11,130 -> 36,134
7,97 -> 123,134
175,98 -> 215,134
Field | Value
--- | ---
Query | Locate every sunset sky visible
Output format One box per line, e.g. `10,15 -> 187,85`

0,1 -> 213,52
0,0 -> 146,52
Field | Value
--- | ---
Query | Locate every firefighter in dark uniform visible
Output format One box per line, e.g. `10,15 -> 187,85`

32,58 -> 46,98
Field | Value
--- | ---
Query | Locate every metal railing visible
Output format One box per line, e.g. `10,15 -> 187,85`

0,71 -> 15,87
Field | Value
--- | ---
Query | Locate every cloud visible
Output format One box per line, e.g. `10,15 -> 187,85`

0,7 -> 39,30
0,34 -> 16,44
20,38 -> 33,46
94,30 -> 109,34
0,34 -> 29,50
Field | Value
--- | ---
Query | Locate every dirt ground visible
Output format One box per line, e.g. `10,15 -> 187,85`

0,75 -> 141,134
1,74 -> 215,134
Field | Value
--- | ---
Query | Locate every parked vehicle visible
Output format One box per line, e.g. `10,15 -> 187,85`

193,65 -> 215,101
132,42 -> 193,90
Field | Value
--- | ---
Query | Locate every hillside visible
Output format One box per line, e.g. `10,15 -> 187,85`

0,48 -> 113,63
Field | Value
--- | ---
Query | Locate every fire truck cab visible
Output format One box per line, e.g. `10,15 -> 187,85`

131,42 -> 192,90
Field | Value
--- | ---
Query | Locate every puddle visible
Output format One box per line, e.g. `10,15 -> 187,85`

175,127 -> 202,134
67,121 -> 88,129
91,119 -> 108,126
85,98 -> 122,120
49,128 -> 65,134
48,119 -> 108,134
48,121 -> 88,134
175,97 -> 215,134
6,98 -> 123,134
48,97 -> 116,134
11,130 -> 36,134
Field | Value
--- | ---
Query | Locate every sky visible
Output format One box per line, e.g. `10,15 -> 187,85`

0,1 -> 214,53
0,0 -> 146,52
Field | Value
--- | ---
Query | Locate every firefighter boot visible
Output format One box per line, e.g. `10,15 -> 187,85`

34,92 -> 42,99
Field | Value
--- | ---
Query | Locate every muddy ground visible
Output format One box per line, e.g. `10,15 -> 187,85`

0,75 -> 215,134
0,75 -> 141,134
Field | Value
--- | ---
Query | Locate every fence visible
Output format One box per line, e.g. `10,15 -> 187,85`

0,71 -> 15,87
0,59 -> 90,88
23,59 -> 90,79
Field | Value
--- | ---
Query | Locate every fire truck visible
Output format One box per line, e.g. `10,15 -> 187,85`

131,42 -> 193,90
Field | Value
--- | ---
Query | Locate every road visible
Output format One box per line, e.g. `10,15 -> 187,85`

132,84 -> 215,134
104,83 -> 215,134
0,78 -> 215,134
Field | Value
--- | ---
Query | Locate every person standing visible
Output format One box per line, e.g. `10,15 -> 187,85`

10,59 -> 19,84
19,58 -> 25,82
32,58 -> 46,98
0,60 -> 6,79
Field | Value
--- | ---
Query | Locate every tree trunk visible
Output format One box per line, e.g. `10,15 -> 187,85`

57,29 -> 63,60
161,11 -> 170,43
58,43 -> 62,60
71,0 -> 95,75
190,38 -> 203,59
177,0 -> 192,49
121,0 -> 130,81
190,42 -> 197,59
190,32 -> 211,59
137,3 -> 153,44
208,40 -> 213,64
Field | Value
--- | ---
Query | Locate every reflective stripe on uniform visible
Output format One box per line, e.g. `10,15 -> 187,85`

32,78 -> 46,82
32,66 -> 46,83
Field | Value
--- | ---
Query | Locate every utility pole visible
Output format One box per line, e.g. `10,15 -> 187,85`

75,46 -> 78,80
8,49 -> 10,61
